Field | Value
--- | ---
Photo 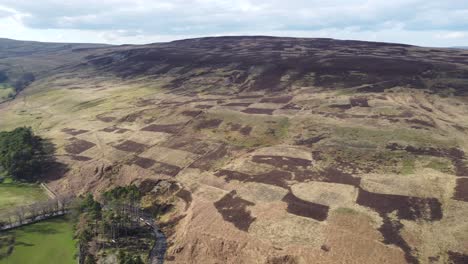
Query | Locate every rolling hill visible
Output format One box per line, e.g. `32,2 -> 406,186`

1,36 -> 468,264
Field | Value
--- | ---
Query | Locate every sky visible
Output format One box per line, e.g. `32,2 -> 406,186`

0,0 -> 467,47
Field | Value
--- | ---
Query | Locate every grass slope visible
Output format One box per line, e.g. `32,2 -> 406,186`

0,217 -> 76,264
0,181 -> 47,211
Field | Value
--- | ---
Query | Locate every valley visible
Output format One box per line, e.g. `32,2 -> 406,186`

0,36 -> 467,263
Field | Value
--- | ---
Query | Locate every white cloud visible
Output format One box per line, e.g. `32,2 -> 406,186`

0,0 -> 467,46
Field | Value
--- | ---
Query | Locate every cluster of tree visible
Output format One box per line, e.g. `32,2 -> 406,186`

118,251 -> 144,264
75,188 -> 150,264
75,194 -> 103,264
103,185 -> 141,203
0,195 -> 73,229
0,127 -> 51,181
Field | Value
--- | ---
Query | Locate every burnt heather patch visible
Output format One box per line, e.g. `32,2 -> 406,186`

189,144 -> 228,171
181,110 -> 202,117
252,155 -> 312,171
281,103 -> 302,110
133,156 -> 156,169
163,137 -> 212,155
223,102 -> 252,107
69,155 -> 92,161
62,128 -> 89,136
215,169 -> 293,188
294,167 -> 361,187
96,114 -> 116,122
282,192 -> 329,221
151,161 -> 181,177
141,123 -> 184,134
114,140 -> 147,153
195,119 -> 223,130
260,96 -> 293,104
356,188 -> 443,221
239,126 -> 252,135
386,143 -> 468,176
242,108 -> 275,115
357,188 -> 443,264
214,191 -> 256,232
64,139 -> 96,155
453,178 -> 468,202
350,97 -> 370,107
448,251 -> 468,264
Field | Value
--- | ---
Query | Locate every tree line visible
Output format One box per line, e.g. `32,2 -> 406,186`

76,185 -> 147,264
0,127 -> 53,182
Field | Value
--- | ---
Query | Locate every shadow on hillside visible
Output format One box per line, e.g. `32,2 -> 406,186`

41,139 -> 69,182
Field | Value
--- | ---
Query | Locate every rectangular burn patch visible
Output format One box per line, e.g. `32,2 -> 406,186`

151,161 -> 181,177
241,108 -> 274,115
163,137 -> 212,155
114,140 -> 147,153
134,156 -> 156,169
454,178 -> 468,202
260,96 -> 293,104
195,105 -> 213,109
223,102 -> 252,107
141,124 -> 183,134
356,188 -> 443,221
252,155 -> 312,171
189,144 -> 227,170
195,119 -> 223,130
282,192 -> 329,221
64,139 -> 95,155
62,128 -> 89,136
214,191 -> 256,232
181,110 -> 202,117
215,169 -> 292,189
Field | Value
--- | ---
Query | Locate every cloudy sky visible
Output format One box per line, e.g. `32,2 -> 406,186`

0,0 -> 467,47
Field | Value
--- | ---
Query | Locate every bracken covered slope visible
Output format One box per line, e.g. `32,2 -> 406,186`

1,37 -> 468,264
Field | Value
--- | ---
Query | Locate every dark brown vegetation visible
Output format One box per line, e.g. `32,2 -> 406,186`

114,140 -> 147,153
295,167 -> 361,187
195,119 -> 223,130
252,155 -> 311,172
189,144 -> 228,170
214,191 -> 256,231
180,110 -> 202,117
241,108 -> 275,115
281,192 -> 329,221
223,102 -> 252,107
356,188 -> 442,221
163,137 -> 212,155
239,126 -> 252,135
350,97 -> 370,107
448,251 -> 468,264
357,188 -> 443,264
69,155 -> 92,161
62,128 -> 89,136
215,169 -> 293,188
260,96 -> 293,104
64,138 -> 95,154
96,114 -> 116,122
151,161 -> 181,177
141,123 -> 184,134
386,143 -> 468,176
133,157 -> 156,169
453,178 -> 468,202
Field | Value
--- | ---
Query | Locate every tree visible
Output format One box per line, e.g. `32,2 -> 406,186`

0,127 -> 48,181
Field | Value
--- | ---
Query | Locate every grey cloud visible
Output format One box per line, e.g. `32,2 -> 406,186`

2,0 -> 468,35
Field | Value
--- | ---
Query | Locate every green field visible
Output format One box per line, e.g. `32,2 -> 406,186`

0,181 -> 48,211
0,84 -> 14,102
0,217 -> 76,264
